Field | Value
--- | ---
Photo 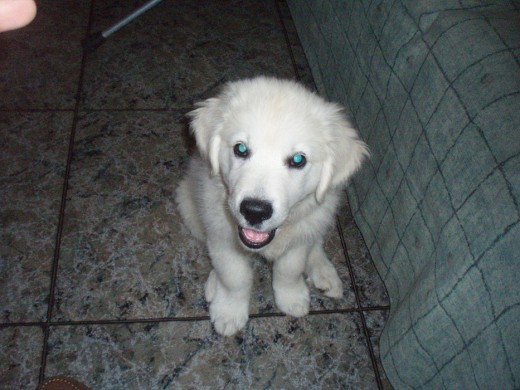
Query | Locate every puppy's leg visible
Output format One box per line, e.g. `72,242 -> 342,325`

205,240 -> 252,336
306,242 -> 343,298
273,244 -> 311,317
176,177 -> 205,241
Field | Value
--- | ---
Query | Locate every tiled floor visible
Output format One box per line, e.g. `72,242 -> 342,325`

0,1 -> 390,388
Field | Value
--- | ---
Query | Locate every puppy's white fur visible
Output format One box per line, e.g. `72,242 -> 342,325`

176,77 -> 368,336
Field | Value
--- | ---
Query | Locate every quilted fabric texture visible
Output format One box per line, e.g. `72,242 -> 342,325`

288,0 -> 520,388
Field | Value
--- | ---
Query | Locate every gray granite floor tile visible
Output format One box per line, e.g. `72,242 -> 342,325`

81,0 -> 296,110
0,326 -> 44,390
338,200 -> 390,308
0,112 -> 72,323
45,313 -> 377,389
54,110 -> 203,321
0,1 -> 89,109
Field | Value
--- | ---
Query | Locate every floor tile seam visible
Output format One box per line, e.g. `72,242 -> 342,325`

0,322 -> 45,329
0,108 -> 194,112
15,307 -> 390,327
0,108 -> 75,113
38,0 -> 97,384
37,97 -> 81,385
337,198 -> 390,302
335,216 -> 365,310
77,107 -> 194,113
43,103 -> 81,324
360,305 -> 391,312
336,216 -> 385,389
275,0 -> 301,81
48,316 -> 211,327
357,309 -> 387,390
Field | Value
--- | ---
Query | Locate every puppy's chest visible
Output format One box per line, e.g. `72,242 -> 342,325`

259,221 -> 311,260
260,196 -> 338,260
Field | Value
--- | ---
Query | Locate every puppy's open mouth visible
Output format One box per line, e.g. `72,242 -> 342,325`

238,226 -> 276,249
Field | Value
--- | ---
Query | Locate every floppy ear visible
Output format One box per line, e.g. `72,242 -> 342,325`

316,115 -> 369,202
187,97 -> 223,175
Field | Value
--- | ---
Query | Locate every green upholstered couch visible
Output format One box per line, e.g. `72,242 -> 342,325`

288,1 -> 520,388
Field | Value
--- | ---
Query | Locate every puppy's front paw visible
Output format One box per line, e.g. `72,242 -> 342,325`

307,259 -> 343,298
205,268 -> 251,336
274,282 -> 310,317
209,298 -> 249,336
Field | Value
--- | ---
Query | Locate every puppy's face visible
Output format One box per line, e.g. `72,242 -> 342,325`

217,107 -> 325,249
189,78 -> 368,250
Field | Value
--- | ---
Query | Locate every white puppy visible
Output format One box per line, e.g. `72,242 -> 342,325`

176,77 -> 368,336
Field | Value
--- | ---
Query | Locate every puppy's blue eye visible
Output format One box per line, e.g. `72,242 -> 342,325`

288,153 -> 306,168
234,142 -> 249,158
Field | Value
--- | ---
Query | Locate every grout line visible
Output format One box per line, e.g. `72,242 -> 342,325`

0,322 -> 45,328
0,305 -> 390,329
0,107 -> 193,114
274,0 -> 301,81
337,216 -> 385,390
47,316 -> 212,327
359,305 -> 391,312
37,0 -> 97,385
0,108 -> 75,113
75,107 -> 192,113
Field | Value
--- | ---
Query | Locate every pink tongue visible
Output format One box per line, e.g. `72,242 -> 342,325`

242,228 -> 269,243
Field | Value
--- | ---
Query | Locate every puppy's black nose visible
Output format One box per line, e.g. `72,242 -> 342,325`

240,198 -> 273,226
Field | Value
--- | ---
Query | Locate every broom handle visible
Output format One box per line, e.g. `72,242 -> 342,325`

82,0 -> 164,52
103,0 -> 164,37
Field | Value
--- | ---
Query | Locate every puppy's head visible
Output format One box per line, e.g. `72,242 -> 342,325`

188,77 -> 369,250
